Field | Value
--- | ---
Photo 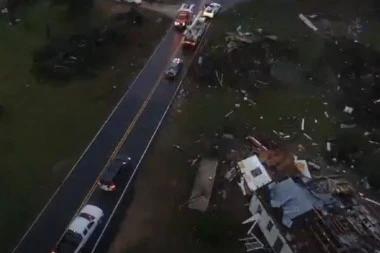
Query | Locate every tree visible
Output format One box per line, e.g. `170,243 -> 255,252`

52,0 -> 94,16
66,0 -> 94,15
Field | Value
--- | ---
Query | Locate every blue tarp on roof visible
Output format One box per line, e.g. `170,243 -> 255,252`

269,178 -> 323,228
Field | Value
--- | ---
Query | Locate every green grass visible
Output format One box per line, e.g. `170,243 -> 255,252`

0,0 -> 171,249
0,1 -> 135,251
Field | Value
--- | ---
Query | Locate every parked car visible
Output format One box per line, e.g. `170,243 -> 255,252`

51,205 -> 104,253
202,2 -> 222,19
165,58 -> 184,80
98,157 -> 132,191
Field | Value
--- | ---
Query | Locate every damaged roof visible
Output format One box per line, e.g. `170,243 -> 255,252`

239,155 -> 272,191
269,178 -> 323,228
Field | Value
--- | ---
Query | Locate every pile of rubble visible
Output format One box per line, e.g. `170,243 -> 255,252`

194,26 -> 297,89
176,128 -> 380,253
223,135 -> 380,253
224,25 -> 278,53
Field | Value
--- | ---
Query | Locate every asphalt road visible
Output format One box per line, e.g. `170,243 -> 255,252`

12,27 -> 185,253
89,41 -> 206,253
11,10 -> 208,253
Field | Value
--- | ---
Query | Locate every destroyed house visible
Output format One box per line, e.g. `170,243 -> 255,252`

238,155 -> 273,192
247,177 -> 380,253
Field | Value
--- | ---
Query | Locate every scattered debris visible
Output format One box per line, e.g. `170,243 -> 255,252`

303,133 -> 313,140
237,176 -> 247,196
239,233 -> 264,252
326,142 -> 332,152
222,133 -> 234,139
218,189 -> 227,199
256,80 -> 268,85
215,70 -> 224,87
224,26 -> 257,53
225,104 -> 241,118
189,155 -> 202,167
294,159 -> 312,178
224,110 -> 234,118
340,123 -> 356,129
172,144 -> 184,152
369,140 -> 380,145
298,13 -> 318,32
246,136 -> 268,151
188,159 -> 218,212
298,144 -> 305,152
308,161 -> 321,170
225,166 -> 238,182
343,106 -> 354,114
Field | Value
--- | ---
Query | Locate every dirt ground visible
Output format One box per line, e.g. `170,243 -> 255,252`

108,82 -> 254,253
108,0 -> 380,252
0,1 -> 171,251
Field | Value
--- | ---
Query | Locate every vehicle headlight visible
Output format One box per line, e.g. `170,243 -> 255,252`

174,21 -> 179,25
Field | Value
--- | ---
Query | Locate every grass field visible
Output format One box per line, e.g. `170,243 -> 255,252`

0,1 -> 170,251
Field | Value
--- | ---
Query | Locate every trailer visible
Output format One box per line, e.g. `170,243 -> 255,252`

181,11 -> 207,47
174,3 -> 195,30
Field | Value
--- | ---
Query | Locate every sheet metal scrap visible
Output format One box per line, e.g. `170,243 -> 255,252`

224,26 -> 255,53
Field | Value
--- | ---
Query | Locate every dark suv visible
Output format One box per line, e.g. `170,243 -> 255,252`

98,157 -> 132,191
165,58 -> 183,80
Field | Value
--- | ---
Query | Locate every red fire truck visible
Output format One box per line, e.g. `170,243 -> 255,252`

174,3 -> 195,30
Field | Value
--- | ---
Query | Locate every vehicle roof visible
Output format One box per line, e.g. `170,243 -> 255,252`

68,205 -> 103,233
100,159 -> 126,183
205,6 -> 214,11
68,216 -> 90,234
57,240 -> 79,253
57,231 -> 81,252
177,11 -> 190,16
169,60 -> 181,68
206,3 -> 220,11
172,58 -> 182,63
81,204 -> 103,217
179,3 -> 194,12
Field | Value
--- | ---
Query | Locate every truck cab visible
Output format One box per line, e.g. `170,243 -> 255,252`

174,4 -> 195,30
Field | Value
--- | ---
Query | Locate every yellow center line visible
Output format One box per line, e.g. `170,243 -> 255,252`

89,23 -> 212,253
55,41 -> 182,245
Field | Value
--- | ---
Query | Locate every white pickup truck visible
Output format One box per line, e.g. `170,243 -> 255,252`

202,2 -> 222,19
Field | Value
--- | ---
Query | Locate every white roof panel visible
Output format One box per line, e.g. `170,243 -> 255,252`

239,155 -> 272,191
